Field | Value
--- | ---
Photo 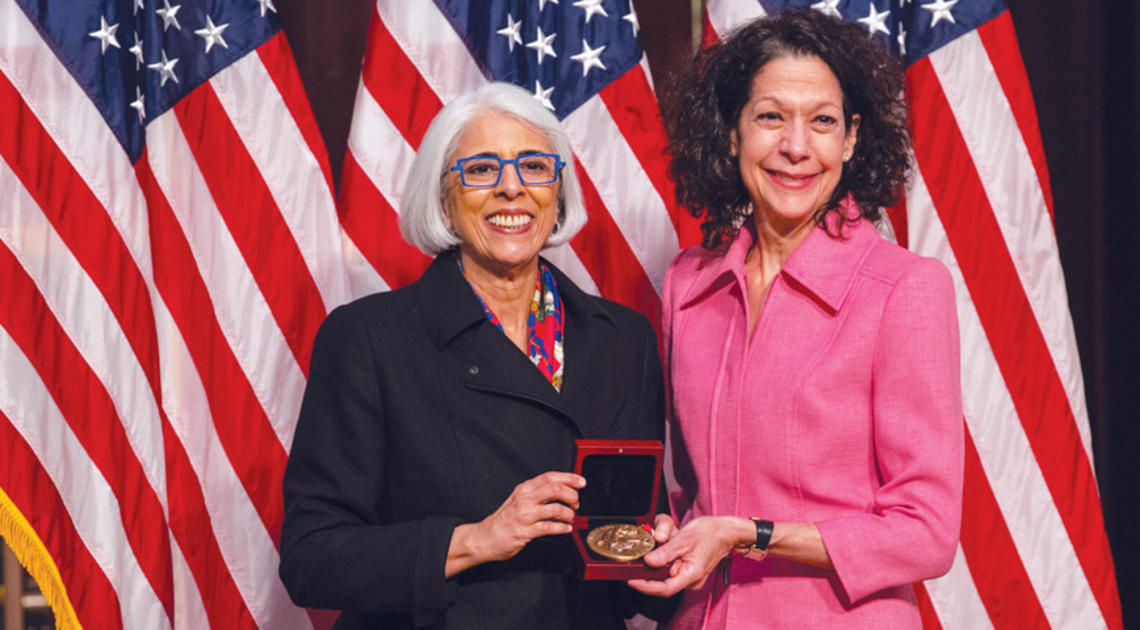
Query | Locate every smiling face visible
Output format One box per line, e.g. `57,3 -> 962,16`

732,54 -> 859,235
444,110 -> 560,277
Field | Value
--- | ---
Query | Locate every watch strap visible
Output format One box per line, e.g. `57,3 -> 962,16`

735,518 -> 774,560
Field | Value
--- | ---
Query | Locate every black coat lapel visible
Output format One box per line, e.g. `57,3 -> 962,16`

459,321 -> 568,421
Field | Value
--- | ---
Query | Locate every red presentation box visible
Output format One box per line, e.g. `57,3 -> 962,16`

572,439 -> 670,581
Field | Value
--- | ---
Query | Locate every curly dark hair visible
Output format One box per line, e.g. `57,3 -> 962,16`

664,9 -> 911,249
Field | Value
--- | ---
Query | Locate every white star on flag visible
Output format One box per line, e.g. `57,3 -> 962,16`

897,21 -> 907,54
922,0 -> 958,27
811,0 -> 842,19
129,32 -> 144,69
526,27 -> 557,64
156,0 -> 181,31
533,80 -> 555,110
133,0 -> 144,15
195,16 -> 230,53
147,49 -> 179,86
858,4 -> 891,36
130,86 -> 145,122
538,0 -> 558,10
623,5 -> 640,36
497,13 -> 523,52
88,16 -> 120,54
572,0 -> 609,23
570,39 -> 607,77
258,0 -> 277,17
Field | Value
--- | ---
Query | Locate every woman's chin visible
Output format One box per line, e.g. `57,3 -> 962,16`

465,249 -> 542,276
753,204 -> 818,234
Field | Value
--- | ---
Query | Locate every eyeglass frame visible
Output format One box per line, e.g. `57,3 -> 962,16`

449,153 -> 565,188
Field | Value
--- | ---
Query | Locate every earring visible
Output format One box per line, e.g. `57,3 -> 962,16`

843,153 -> 852,162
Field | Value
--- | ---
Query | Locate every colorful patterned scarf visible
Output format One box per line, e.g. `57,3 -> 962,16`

457,256 -> 565,391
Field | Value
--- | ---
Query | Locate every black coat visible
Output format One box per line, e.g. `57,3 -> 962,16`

279,255 -> 673,629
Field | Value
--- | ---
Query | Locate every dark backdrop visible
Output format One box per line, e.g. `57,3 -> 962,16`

276,0 -> 1140,623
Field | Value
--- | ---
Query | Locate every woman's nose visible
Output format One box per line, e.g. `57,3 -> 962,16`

779,122 -> 810,162
495,161 -> 526,196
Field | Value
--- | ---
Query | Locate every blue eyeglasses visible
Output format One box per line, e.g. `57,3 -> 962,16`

450,153 -> 564,188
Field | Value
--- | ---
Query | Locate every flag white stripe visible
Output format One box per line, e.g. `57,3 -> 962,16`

376,0 -> 486,104
923,545 -> 995,630
154,299 -> 312,630
0,328 -> 171,630
928,33 -> 1092,462
705,0 -> 767,37
170,538 -> 210,630
562,99 -> 679,292
345,80 -> 418,217
0,161 -> 168,512
541,242 -> 602,296
209,53 -> 351,313
146,112 -> 305,452
908,166 -> 1107,630
340,227 -> 392,297
637,56 -> 656,93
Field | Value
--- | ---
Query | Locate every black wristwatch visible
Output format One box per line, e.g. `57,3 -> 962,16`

736,518 -> 774,561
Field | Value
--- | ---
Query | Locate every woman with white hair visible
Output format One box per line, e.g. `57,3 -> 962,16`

279,82 -> 674,629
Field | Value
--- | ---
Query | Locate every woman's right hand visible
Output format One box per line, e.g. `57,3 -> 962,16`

627,515 -> 754,597
446,471 -> 585,576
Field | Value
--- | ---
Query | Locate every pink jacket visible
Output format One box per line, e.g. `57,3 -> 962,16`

662,216 -> 963,629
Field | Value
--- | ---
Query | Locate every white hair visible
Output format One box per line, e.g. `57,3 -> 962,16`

399,82 -> 588,256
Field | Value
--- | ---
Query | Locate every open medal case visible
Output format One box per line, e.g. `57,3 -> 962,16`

572,439 -> 670,580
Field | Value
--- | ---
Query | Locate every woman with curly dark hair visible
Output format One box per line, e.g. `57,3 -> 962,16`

628,10 -> 964,628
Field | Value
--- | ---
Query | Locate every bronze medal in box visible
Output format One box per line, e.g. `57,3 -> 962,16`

586,523 -> 656,561
571,439 -> 669,580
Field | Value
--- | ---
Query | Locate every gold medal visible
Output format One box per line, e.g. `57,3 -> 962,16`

586,523 -> 656,562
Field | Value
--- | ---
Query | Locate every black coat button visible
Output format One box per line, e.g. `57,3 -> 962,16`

468,365 -> 479,376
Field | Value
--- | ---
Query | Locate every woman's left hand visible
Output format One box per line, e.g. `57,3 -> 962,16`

626,515 -> 753,597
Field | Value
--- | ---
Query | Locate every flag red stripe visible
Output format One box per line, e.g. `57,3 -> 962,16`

135,155 -> 287,542
0,411 -> 124,630
598,67 -> 702,249
363,7 -> 443,149
256,31 -> 336,197
0,240 -> 174,620
912,582 -> 943,630
908,57 -> 1121,627
338,151 -> 432,288
1,71 -> 255,627
569,164 -> 662,332
172,83 -> 326,376
975,12 -> 1055,218
701,12 -> 720,47
959,428 -> 1051,628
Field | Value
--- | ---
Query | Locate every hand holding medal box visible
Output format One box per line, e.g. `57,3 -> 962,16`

572,440 -> 670,580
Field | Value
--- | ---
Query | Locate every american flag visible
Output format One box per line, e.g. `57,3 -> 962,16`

705,0 -> 1122,628
0,0 -> 347,628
